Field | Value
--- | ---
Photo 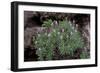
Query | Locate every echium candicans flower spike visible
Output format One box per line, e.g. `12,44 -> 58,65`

39,48 -> 41,51
72,26 -> 74,30
60,35 -> 63,39
73,20 -> 75,24
38,34 -> 40,37
35,41 -> 37,44
70,31 -> 73,35
61,28 -> 64,32
57,32 -> 60,35
48,33 -> 51,37
53,20 -> 58,27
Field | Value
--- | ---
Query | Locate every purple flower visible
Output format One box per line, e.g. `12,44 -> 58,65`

61,29 -> 64,32
47,28 -> 52,33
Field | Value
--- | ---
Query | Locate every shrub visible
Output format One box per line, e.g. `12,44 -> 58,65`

80,51 -> 89,59
33,19 -> 85,60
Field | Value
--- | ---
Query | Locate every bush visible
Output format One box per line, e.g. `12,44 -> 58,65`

33,19 -> 85,60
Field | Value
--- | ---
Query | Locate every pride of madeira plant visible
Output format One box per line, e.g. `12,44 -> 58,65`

33,19 -> 85,61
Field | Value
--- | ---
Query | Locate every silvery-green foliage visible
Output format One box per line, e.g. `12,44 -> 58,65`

34,19 -> 85,60
80,50 -> 89,59
58,20 -> 84,55
42,19 -> 53,27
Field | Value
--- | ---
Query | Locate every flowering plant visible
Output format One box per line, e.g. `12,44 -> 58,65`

33,19 -> 85,60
